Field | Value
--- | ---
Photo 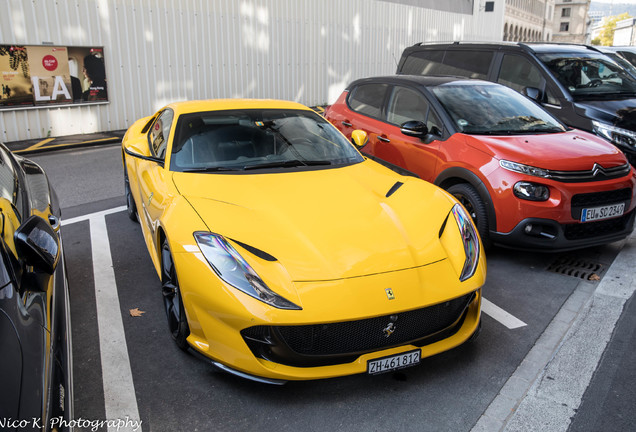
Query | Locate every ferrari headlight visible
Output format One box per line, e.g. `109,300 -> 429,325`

592,120 -> 636,148
451,204 -> 480,282
194,232 -> 301,310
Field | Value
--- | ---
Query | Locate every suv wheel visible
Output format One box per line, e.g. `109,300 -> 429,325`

447,183 -> 491,248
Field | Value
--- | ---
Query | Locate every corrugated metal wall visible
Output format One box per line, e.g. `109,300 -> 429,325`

0,0 -> 504,142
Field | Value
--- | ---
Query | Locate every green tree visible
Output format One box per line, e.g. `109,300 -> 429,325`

596,12 -> 632,46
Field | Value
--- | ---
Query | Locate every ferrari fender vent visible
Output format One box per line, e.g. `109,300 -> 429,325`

232,239 -> 277,262
241,291 -> 476,367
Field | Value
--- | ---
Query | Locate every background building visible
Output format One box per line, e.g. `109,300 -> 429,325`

503,0 -> 555,42
553,0 -> 592,43
588,9 -> 605,27
0,0 -> 503,143
614,17 -> 636,45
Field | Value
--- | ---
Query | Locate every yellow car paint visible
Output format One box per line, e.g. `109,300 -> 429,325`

122,98 -> 486,382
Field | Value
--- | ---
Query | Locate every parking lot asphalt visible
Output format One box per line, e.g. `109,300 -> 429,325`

27,143 -> 636,431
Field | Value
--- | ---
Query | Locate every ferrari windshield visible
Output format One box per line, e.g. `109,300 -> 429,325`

170,109 -> 363,172
431,83 -> 566,135
537,52 -> 636,99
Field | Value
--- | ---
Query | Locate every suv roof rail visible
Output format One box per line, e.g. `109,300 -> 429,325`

412,41 -> 605,54
521,41 -> 604,53
414,40 -> 520,47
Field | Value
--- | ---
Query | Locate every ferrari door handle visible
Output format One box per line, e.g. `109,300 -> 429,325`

377,136 -> 390,143
341,121 -> 352,127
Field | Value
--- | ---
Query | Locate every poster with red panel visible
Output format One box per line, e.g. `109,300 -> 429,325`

27,45 -> 73,105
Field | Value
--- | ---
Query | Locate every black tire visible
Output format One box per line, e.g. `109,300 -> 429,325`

124,168 -> 138,222
161,239 -> 190,350
446,183 -> 491,249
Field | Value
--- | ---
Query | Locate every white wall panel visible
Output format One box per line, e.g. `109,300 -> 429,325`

0,0 -> 504,142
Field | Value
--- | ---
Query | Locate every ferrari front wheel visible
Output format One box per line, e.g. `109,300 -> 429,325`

161,239 -> 190,350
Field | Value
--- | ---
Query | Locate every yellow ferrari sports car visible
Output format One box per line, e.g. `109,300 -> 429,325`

122,99 -> 486,384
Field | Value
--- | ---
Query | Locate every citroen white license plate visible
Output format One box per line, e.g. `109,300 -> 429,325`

367,349 -> 420,375
580,203 -> 625,222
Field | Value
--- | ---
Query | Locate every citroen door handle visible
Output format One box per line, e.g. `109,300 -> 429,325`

377,136 -> 390,143
342,121 -> 352,127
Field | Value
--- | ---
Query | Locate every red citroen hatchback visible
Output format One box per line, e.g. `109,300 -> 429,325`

325,75 -> 636,251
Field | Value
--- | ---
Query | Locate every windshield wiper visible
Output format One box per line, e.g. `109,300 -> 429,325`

181,166 -> 241,173
526,127 -> 565,134
243,159 -> 332,170
468,130 -> 523,135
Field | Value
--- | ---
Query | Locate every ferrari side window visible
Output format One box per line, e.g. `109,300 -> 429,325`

149,109 -> 174,160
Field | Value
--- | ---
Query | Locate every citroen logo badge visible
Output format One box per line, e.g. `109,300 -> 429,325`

591,163 -> 605,177
385,288 -> 395,300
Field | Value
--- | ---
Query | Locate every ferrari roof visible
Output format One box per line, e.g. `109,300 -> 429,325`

164,98 -> 313,114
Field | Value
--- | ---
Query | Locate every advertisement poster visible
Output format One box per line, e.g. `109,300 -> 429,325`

0,44 -> 107,108
68,47 -> 108,102
27,45 -> 73,105
0,45 -> 33,107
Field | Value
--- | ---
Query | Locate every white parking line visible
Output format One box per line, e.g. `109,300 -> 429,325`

62,205 -> 127,226
481,298 -> 527,329
66,209 -> 142,432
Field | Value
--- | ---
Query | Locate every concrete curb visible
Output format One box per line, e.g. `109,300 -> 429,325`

472,229 -> 636,432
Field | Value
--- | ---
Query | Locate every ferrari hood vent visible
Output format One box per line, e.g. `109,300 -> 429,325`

385,181 -> 404,198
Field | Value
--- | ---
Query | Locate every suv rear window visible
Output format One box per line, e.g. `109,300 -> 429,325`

400,49 -> 492,80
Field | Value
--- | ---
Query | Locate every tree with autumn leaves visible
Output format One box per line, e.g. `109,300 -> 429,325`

592,12 -> 632,46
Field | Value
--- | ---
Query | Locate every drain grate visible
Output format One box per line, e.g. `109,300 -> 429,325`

546,256 -> 605,281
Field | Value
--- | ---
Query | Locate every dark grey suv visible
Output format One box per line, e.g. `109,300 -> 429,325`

397,42 -> 636,165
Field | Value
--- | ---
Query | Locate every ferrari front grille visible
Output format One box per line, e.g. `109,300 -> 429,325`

241,291 -> 476,367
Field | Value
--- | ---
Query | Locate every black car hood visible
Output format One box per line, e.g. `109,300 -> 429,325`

574,98 -> 636,131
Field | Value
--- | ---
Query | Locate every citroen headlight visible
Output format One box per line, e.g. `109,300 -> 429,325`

194,232 -> 301,310
500,160 -> 551,178
452,204 -> 481,281
592,120 -> 636,148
